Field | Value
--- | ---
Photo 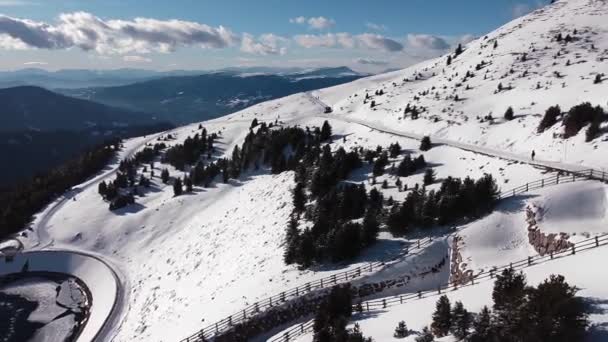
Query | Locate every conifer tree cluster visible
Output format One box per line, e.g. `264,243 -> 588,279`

397,154 -> 427,177
537,105 -> 562,133
426,271 -> 588,341
387,174 -> 499,235
162,128 -> 217,170
313,285 -> 373,342
563,102 -> 605,139
537,102 -> 606,139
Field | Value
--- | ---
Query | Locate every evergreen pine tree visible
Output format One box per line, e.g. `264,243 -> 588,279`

185,177 -> 193,192
450,301 -> 472,340
431,295 -> 452,337
420,136 -> 432,151
293,182 -> 307,213
173,178 -> 183,196
284,217 -> 300,264
492,268 -> 527,338
469,306 -> 492,342
161,169 -> 170,184
415,327 -> 435,342
538,105 -> 561,133
423,169 -> 436,186
394,321 -> 409,338
524,275 -> 589,342
586,119 -> 601,142
98,181 -> 107,197
504,106 -> 514,121
594,74 -> 603,84
321,120 -> 333,141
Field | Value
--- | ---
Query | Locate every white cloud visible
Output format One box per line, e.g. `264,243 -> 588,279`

294,34 -> 342,49
23,61 -> 47,65
365,22 -> 387,31
241,33 -> 287,55
355,58 -> 388,66
289,16 -> 306,25
307,16 -> 335,30
123,55 -> 152,63
294,33 -> 402,52
0,12 -> 239,54
357,33 -> 403,52
406,34 -> 450,50
289,16 -> 335,30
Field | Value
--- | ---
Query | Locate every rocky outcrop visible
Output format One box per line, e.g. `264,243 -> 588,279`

450,235 -> 474,286
526,205 -> 573,256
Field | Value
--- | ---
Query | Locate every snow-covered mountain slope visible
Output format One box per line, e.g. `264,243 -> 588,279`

10,0 -> 608,341
312,0 -> 608,169
287,181 -> 608,341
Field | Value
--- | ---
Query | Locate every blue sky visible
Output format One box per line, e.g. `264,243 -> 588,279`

0,0 -> 547,71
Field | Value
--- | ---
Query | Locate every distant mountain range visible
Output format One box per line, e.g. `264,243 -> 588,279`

0,86 -> 170,186
59,67 -> 364,125
0,66 -> 365,90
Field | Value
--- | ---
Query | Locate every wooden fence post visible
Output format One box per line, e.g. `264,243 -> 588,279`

550,252 -> 554,259
301,324 -> 304,333
284,331 -> 290,341
596,236 -> 600,247
332,274 -> 337,284
571,245 -> 576,255
228,316 -> 232,326
557,174 -> 560,184
383,299 -> 386,308
528,256 -> 532,265
400,295 -> 403,304
366,302 -> 369,311
320,279 -> 323,288
418,291 -> 422,298
541,179 -> 544,187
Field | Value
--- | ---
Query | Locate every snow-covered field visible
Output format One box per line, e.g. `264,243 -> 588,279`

3,0 -> 608,341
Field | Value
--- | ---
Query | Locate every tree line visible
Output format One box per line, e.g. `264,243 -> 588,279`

387,174 -> 499,236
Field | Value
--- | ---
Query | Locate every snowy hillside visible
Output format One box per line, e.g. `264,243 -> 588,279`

312,0 -> 608,169
6,0 -> 608,341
